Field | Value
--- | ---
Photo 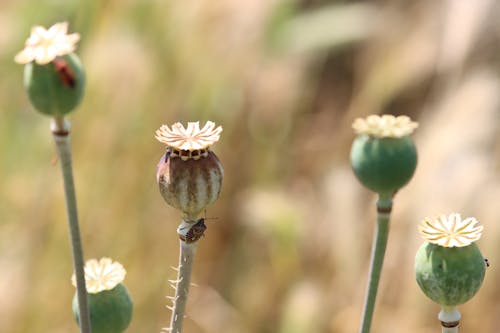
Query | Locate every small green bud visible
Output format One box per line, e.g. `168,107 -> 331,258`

350,115 -> 418,196
24,53 -> 85,115
155,121 -> 224,220
72,258 -> 133,333
73,283 -> 133,333
415,214 -> 486,306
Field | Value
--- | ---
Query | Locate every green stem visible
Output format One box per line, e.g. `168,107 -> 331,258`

439,306 -> 460,333
359,195 -> 393,333
168,238 -> 197,333
441,322 -> 459,333
51,118 -> 91,333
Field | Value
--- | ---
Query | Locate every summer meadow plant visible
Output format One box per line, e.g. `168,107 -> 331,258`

415,214 -> 486,332
155,121 -> 224,333
350,114 -> 418,333
15,22 -> 91,333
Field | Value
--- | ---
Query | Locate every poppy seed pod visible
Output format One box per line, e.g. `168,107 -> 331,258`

415,214 -> 486,306
350,115 -> 418,196
15,22 -> 85,116
24,54 -> 85,115
72,258 -> 133,333
155,121 -> 223,220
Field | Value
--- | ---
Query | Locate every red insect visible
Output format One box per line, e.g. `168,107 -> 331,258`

52,57 -> 76,88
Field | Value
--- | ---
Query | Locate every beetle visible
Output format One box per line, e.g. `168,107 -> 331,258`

53,57 -> 76,88
181,218 -> 207,243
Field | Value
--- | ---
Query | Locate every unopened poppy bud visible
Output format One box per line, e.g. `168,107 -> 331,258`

155,121 -> 224,220
350,115 -> 418,196
415,214 -> 486,306
72,258 -> 133,333
15,22 -> 85,116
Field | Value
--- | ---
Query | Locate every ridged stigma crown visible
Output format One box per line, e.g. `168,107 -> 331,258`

156,121 -> 223,220
155,121 -> 222,161
15,22 -> 80,65
419,213 -> 483,248
352,114 -> 418,138
72,257 -> 126,293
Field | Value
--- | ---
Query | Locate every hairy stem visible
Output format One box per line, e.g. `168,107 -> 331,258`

51,118 -> 91,333
359,195 -> 393,333
169,240 -> 197,333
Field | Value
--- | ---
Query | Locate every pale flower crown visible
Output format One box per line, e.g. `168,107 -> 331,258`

418,213 -> 483,248
15,21 -> 80,65
72,258 -> 126,294
352,114 -> 418,138
155,121 -> 222,160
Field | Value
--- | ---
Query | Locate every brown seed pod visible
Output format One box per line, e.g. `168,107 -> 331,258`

155,121 -> 223,220
157,149 -> 223,219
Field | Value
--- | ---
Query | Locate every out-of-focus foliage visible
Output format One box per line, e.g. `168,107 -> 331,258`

1,1 -> 499,333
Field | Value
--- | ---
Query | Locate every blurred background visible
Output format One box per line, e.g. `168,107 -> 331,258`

1,0 -> 499,332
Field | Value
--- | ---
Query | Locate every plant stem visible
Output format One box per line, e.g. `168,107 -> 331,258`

441,325 -> 459,333
169,239 -> 197,333
439,306 -> 460,333
51,118 -> 91,333
359,195 -> 393,333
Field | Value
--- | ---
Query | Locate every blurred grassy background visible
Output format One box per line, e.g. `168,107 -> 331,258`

1,0 -> 499,332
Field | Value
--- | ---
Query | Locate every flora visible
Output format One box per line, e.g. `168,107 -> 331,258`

14,20 -> 489,333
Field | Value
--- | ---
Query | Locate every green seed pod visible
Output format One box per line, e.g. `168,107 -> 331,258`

415,214 -> 486,306
15,22 -> 84,116
72,258 -> 133,333
73,283 -> 133,333
415,242 -> 485,306
350,135 -> 417,195
23,53 -> 85,116
350,115 -> 418,196
155,121 -> 223,220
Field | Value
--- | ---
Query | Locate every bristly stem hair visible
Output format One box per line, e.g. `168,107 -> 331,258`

168,237 -> 197,333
